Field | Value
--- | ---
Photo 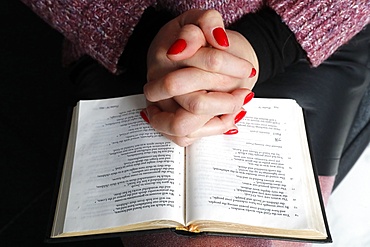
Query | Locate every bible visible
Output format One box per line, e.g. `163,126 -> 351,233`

50,94 -> 331,243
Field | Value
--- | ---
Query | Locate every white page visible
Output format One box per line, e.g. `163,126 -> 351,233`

186,98 -> 324,232
63,95 -> 185,233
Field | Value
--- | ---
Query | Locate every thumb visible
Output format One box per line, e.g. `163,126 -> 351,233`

167,9 -> 228,61
179,9 -> 229,49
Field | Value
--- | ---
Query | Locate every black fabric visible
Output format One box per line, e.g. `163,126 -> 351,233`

229,7 -> 306,84
117,7 -> 174,75
334,42 -> 370,189
0,1 -> 122,246
253,26 -> 370,176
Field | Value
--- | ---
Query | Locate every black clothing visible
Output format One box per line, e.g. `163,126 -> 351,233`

230,7 -> 306,83
70,10 -> 370,176
254,25 -> 370,175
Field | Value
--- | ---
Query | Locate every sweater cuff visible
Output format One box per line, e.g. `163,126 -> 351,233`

268,0 -> 370,66
22,0 -> 155,74
78,1 -> 155,74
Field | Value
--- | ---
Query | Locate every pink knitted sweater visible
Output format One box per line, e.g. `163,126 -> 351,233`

22,0 -> 370,74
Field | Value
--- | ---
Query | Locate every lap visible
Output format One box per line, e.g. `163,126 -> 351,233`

254,26 -> 370,175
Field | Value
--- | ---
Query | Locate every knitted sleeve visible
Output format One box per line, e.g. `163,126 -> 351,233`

267,0 -> 370,66
21,0 -> 155,73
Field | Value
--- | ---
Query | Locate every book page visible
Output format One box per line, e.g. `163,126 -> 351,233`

186,98 -> 325,233
62,95 -> 185,234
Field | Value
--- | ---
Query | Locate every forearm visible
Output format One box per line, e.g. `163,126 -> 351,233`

230,1 -> 370,84
21,0 -> 155,73
268,0 -> 370,66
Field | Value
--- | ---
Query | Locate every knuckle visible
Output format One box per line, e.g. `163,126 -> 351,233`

162,74 -> 179,97
143,84 -> 156,102
187,96 -> 206,115
221,95 -> 241,114
170,117 -> 192,137
170,121 -> 188,137
173,137 -> 193,147
205,49 -> 223,72
231,95 -> 244,113
202,9 -> 222,20
230,103 -> 240,114
182,24 -> 202,38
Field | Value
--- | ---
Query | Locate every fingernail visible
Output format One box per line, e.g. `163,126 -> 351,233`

213,27 -> 229,47
234,110 -> 247,124
243,92 -> 255,105
224,129 -> 238,135
140,109 -> 150,123
167,39 -> 187,55
249,68 -> 256,78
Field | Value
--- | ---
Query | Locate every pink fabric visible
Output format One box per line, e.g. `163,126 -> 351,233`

268,0 -> 370,66
21,0 -> 370,73
22,0 -> 155,73
318,175 -> 335,207
121,231 -> 311,247
121,176 -> 335,247
156,0 -> 264,25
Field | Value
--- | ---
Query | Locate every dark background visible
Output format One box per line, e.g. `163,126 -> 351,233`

0,1 -> 122,246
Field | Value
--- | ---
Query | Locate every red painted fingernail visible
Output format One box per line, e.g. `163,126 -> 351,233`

140,110 -> 150,123
243,92 -> 255,105
234,110 -> 247,124
213,27 -> 229,47
167,39 -> 187,55
224,129 -> 238,135
249,68 -> 256,78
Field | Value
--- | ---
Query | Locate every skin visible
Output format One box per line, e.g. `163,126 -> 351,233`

144,9 -> 259,146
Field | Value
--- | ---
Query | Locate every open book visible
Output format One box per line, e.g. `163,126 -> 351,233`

50,94 -> 331,242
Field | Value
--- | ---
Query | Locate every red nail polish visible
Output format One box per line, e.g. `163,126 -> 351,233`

140,110 -> 150,123
167,39 -> 187,55
243,92 -> 255,105
224,129 -> 238,135
249,68 -> 256,78
213,27 -> 229,47
234,110 -> 247,124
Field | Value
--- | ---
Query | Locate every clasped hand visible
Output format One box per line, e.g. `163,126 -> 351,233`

142,9 -> 259,146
